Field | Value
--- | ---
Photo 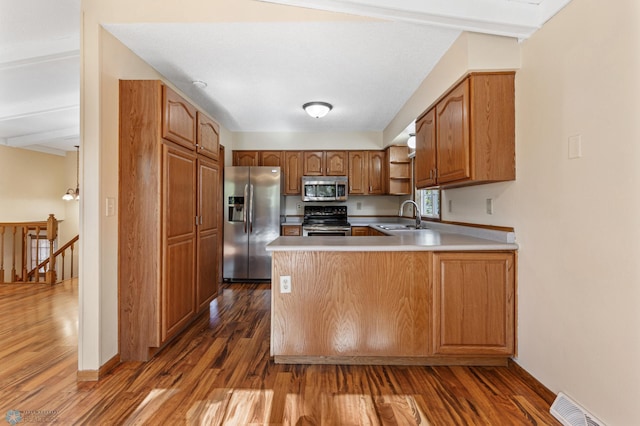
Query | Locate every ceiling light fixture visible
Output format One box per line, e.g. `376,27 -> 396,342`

303,101 -> 333,118
192,80 -> 208,89
407,133 -> 416,149
62,145 -> 80,201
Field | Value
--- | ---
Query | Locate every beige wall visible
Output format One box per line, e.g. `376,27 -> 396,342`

0,145 -> 67,222
442,1 -> 640,424
83,1 -> 640,423
0,146 -> 79,282
384,32 -> 520,145
81,0 -> 370,372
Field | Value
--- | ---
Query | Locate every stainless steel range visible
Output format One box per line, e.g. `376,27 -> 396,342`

302,205 -> 352,236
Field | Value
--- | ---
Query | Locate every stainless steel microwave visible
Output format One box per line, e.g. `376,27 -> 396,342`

302,176 -> 348,201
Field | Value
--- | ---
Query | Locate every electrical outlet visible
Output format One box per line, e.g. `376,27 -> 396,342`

280,275 -> 292,293
356,202 -> 362,210
296,203 -> 303,211
448,199 -> 453,213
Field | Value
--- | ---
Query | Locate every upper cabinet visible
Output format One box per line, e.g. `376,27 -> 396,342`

415,109 -> 437,188
162,86 -> 197,149
283,151 -> 303,195
348,151 -> 385,195
415,72 -> 515,189
233,151 -> 259,166
196,112 -> 220,160
303,151 -> 347,176
260,151 -> 283,167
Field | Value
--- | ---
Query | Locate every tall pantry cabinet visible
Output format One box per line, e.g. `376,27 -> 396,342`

119,80 -> 221,362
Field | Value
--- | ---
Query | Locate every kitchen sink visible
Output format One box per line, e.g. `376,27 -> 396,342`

377,224 -> 425,231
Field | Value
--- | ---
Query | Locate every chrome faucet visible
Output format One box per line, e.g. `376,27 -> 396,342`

399,200 -> 422,229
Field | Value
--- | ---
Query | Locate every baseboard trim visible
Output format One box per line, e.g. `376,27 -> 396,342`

508,359 -> 556,405
77,354 -> 121,382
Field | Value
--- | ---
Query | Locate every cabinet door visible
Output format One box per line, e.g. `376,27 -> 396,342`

436,79 -> 470,184
303,151 -> 324,175
348,151 -> 367,195
260,151 -> 283,167
415,109 -> 437,188
233,151 -> 259,166
432,252 -> 515,356
283,151 -> 303,195
162,145 -> 197,342
325,151 -> 347,176
162,86 -> 197,149
196,112 -> 219,160
367,151 -> 385,194
350,226 -> 370,236
196,158 -> 219,312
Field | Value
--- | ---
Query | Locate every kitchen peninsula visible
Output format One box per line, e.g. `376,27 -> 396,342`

266,223 -> 517,366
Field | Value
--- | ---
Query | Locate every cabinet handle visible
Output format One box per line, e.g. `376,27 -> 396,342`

195,216 -> 199,226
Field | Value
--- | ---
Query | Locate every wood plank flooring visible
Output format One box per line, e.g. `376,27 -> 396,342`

0,281 -> 560,425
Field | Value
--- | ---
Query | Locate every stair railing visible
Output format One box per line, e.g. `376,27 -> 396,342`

0,214 -> 77,284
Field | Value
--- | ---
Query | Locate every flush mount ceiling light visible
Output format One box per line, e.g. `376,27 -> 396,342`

303,101 -> 333,118
192,80 -> 208,89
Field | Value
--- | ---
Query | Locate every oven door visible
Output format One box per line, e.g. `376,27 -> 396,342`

302,226 -> 352,236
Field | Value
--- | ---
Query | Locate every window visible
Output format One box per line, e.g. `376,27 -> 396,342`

416,189 -> 440,219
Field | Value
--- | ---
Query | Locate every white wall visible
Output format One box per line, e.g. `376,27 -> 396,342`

442,1 -> 640,424
233,131 -> 383,151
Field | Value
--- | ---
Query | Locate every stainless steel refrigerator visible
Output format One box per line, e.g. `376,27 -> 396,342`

223,166 -> 282,281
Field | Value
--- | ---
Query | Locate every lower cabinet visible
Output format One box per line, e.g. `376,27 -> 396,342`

432,252 -> 515,356
271,249 -> 516,364
350,226 -> 370,236
281,225 -> 302,236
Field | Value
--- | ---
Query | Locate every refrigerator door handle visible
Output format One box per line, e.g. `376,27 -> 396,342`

249,183 -> 254,233
243,184 -> 249,233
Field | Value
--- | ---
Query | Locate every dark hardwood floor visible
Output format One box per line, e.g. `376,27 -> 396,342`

0,281 -> 560,425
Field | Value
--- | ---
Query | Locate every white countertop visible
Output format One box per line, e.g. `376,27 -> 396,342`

267,222 -> 518,252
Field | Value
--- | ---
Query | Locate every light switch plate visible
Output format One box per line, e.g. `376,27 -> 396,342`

568,134 -> 582,159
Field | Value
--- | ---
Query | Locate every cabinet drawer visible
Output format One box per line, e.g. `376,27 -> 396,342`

281,225 -> 301,236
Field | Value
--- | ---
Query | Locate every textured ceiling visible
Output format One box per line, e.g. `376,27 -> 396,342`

0,0 -> 574,154
105,22 -> 460,133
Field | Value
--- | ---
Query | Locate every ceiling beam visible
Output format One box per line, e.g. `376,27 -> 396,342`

0,105 -> 79,122
0,49 -> 79,71
6,127 -> 79,147
254,0 -> 561,39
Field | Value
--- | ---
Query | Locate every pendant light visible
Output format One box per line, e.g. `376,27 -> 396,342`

62,145 -> 80,201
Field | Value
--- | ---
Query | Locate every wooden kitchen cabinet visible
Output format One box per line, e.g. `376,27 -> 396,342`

119,80 -> 222,361
196,157 -> 220,312
233,151 -> 259,166
415,109 -> 437,188
162,145 -> 197,341
162,86 -> 197,150
348,151 -> 385,195
350,226 -> 370,236
283,151 -> 303,195
303,151 -> 347,176
196,112 -> 219,161
386,146 -> 411,195
260,151 -> 283,167
281,225 -> 302,236
432,252 -> 515,356
415,72 -> 515,189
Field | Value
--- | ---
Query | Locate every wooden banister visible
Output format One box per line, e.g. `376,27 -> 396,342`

0,214 -> 77,285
